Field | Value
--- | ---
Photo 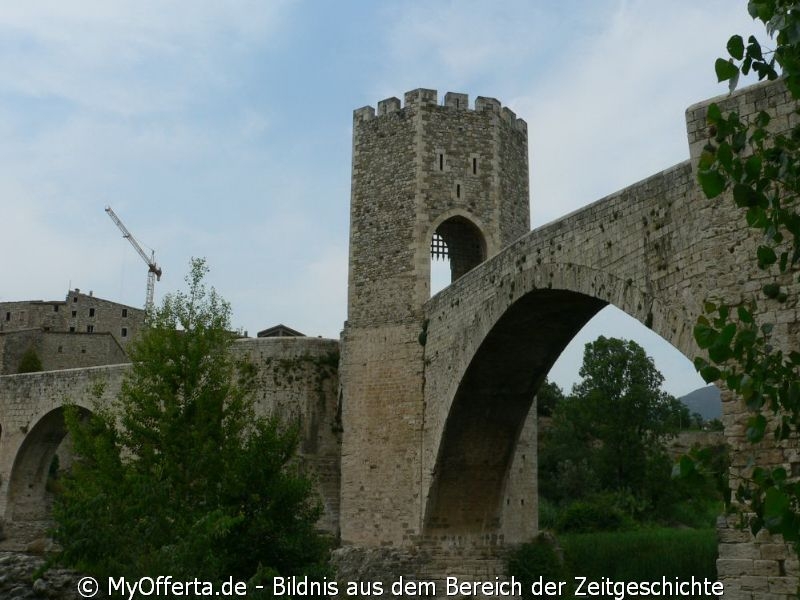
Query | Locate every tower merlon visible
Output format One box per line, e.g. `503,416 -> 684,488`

378,97 -> 401,116
444,92 -> 468,109
475,96 -> 501,114
405,88 -> 438,107
353,105 -> 376,123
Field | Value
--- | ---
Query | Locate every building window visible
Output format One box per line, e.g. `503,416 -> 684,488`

4,312 -> 9,321
69,326 -> 75,333
71,310 -> 77,318
58,345 -> 63,353
89,308 -> 95,317
73,296 -> 78,303
121,327 -> 128,338
53,305 -> 59,312
87,325 -> 94,333
122,308 -> 128,318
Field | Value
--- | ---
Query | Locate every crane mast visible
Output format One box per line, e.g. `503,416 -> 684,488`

105,206 -> 162,314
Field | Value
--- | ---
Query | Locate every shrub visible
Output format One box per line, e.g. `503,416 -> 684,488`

556,496 -> 632,533
506,534 -> 565,599
17,347 -> 43,373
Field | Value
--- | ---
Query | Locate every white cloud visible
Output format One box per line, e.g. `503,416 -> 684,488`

0,1 -> 292,116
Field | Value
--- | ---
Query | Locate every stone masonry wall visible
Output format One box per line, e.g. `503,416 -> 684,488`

0,330 -> 128,375
233,337 -> 341,536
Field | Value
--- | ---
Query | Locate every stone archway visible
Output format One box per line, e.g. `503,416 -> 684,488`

420,255 -> 701,541
430,215 -> 487,283
6,406 -> 89,523
423,288 -> 606,535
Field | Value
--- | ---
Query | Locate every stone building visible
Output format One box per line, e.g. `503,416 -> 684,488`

0,290 -> 144,375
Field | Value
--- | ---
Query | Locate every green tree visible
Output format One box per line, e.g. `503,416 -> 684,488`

569,336 -> 680,492
536,378 -> 565,417
17,346 -> 43,373
690,1 -> 800,544
539,337 -> 683,512
52,259 -> 330,588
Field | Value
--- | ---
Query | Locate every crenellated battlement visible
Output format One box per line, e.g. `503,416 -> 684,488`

353,88 -> 527,134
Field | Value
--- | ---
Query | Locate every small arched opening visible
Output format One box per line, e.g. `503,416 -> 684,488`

430,216 -> 487,294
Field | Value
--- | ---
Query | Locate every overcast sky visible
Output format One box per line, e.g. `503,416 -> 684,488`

1,1 -> 762,397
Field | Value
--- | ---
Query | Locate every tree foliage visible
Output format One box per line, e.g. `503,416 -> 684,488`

52,259 -> 330,587
539,338 -> 701,522
17,346 -> 43,373
693,1 -> 800,544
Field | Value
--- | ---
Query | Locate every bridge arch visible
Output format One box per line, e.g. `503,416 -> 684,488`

422,259 -> 699,536
6,405 -> 91,522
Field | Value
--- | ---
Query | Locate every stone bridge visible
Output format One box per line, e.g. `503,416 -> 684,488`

338,80 -> 800,595
0,337 -> 342,548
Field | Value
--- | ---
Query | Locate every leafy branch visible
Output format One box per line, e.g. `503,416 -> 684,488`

690,0 -> 800,544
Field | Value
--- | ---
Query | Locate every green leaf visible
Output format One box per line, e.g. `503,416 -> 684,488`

717,142 -> 734,170
764,487 -> 790,529
699,169 -> 727,198
757,245 -> 778,266
694,324 -> 716,350
789,381 -> 800,408
755,111 -> 771,128
707,103 -> 722,123
734,183 -> 759,207
745,154 -> 763,179
715,58 -> 740,82
737,306 -> 754,323
727,35 -> 745,60
746,414 -> 767,442
763,283 -> 781,298
700,365 -> 722,383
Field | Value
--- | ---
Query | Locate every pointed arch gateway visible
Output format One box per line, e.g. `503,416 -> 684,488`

421,260 -> 700,538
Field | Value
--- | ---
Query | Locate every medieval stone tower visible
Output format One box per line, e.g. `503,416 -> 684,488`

339,89 -> 530,547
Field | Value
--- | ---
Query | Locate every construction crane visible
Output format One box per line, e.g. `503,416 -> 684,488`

105,206 -> 162,314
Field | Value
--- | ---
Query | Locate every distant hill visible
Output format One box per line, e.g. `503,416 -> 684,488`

679,385 -> 721,421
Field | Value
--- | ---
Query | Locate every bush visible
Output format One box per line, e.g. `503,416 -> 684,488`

538,498 -> 559,530
506,534 -> 565,599
17,347 -> 43,373
556,496 -> 632,533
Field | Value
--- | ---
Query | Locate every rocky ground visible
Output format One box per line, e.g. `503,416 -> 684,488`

0,552 -> 89,600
